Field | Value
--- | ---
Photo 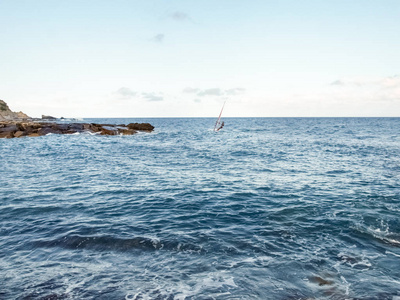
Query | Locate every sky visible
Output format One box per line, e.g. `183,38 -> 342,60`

1,0 -> 400,117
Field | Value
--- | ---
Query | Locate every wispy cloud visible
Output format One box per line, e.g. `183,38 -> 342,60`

183,87 -> 200,93
183,87 -> 246,97
142,93 -> 163,102
151,33 -> 165,43
381,75 -> 400,88
169,11 -> 190,22
330,75 -> 400,89
115,87 -> 137,99
327,75 -> 400,104
225,88 -> 246,95
197,88 -> 223,97
330,80 -> 345,86
114,88 -> 164,102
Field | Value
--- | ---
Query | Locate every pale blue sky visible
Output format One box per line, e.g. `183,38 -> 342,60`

1,0 -> 400,117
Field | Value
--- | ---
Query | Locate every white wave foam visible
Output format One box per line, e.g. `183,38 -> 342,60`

369,227 -> 400,245
386,251 -> 400,258
340,275 -> 350,296
125,271 -> 238,300
337,252 -> 372,269
353,220 -> 400,246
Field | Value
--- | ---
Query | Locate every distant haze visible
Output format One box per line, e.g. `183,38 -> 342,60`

1,1 -> 399,117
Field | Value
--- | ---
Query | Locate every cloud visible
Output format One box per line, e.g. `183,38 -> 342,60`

381,75 -> 400,88
151,33 -> 165,43
183,87 -> 200,93
330,80 -> 345,86
225,88 -> 246,95
169,11 -> 190,21
330,79 -> 366,87
197,88 -> 223,97
327,75 -> 400,104
183,87 -> 246,97
114,88 -> 164,102
142,93 -> 163,102
330,75 -> 400,89
115,87 -> 137,99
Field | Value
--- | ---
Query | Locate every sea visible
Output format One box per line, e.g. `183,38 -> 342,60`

1,118 -> 400,300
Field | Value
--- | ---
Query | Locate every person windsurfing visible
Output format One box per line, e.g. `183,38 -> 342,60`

214,101 -> 226,132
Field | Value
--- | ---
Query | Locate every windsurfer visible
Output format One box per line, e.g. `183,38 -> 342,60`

214,101 -> 226,132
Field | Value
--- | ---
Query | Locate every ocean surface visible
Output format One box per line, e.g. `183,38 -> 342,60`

1,117 -> 400,300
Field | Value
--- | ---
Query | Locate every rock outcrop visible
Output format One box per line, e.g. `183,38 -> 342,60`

0,121 -> 154,138
0,100 -> 31,121
0,100 -> 155,138
127,123 -> 155,131
42,115 -> 57,120
17,111 -> 30,119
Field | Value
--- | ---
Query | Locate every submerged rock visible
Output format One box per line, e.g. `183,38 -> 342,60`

309,276 -> 334,286
0,121 -> 154,139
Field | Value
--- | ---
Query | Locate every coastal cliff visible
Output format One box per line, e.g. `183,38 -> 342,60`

0,100 -> 30,120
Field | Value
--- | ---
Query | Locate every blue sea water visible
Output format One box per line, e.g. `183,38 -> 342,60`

1,118 -> 400,300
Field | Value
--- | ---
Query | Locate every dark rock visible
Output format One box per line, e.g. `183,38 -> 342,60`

41,293 -> 69,300
53,124 -> 69,131
120,129 -> 137,135
91,126 -> 102,133
100,128 -> 117,135
42,115 -> 57,120
16,123 -> 24,131
83,124 -> 92,131
309,276 -> 334,286
23,123 -> 41,132
1,124 -> 17,132
38,127 -> 61,136
0,131 -> 13,138
89,124 -> 102,132
68,123 -> 84,131
127,123 -> 154,131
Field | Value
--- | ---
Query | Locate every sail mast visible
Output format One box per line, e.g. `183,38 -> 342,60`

214,101 -> 226,131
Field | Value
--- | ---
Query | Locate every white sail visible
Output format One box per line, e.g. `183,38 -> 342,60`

214,101 -> 226,131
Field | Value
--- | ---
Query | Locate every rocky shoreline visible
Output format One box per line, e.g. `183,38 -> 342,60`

0,121 -> 155,138
0,99 -> 154,138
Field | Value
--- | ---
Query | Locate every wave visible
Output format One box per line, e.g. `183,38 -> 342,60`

33,234 -> 204,253
353,223 -> 400,247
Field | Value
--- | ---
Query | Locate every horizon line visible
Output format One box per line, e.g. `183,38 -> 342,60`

77,116 -> 400,119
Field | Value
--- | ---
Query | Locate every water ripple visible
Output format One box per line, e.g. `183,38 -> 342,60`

1,118 -> 400,299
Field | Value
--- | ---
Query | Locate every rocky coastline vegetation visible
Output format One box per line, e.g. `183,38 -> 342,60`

0,100 -> 154,139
